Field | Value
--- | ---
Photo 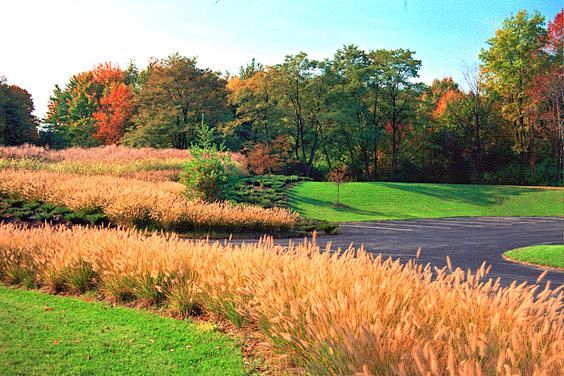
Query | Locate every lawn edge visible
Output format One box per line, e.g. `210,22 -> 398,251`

330,215 -> 564,224
502,252 -> 564,271
0,283 -> 272,374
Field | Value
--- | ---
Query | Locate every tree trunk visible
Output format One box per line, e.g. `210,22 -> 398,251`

390,105 -> 398,181
336,183 -> 340,205
529,119 -> 535,178
473,102 -> 482,181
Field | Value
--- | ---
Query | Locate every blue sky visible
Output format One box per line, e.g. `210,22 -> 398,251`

1,0 -> 561,117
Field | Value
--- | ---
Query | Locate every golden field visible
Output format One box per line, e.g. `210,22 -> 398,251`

0,223 -> 562,375
0,169 -> 296,232
0,144 -> 192,162
0,145 -> 246,181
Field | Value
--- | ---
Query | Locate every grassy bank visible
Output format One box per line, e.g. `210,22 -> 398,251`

0,285 -> 243,375
504,244 -> 564,268
289,182 -> 564,221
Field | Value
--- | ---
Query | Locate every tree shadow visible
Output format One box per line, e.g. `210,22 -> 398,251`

378,182 -> 542,207
287,191 -> 419,219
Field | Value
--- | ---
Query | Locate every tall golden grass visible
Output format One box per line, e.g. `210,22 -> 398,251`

0,144 -> 192,162
0,158 -> 183,181
0,145 -> 247,180
0,223 -> 561,375
0,169 -> 296,232
0,158 -> 186,181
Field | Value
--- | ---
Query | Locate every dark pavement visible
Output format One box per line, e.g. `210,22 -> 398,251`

232,217 -> 564,286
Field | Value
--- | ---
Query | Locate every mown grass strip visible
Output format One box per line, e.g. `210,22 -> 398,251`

289,181 -> 564,221
0,285 -> 244,375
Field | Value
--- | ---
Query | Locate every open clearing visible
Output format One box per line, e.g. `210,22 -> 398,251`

289,182 -> 564,222
0,285 -> 243,375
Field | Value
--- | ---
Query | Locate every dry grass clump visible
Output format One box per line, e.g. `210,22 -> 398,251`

0,169 -> 296,232
0,223 -> 562,375
0,144 -> 192,162
0,145 -> 246,180
0,158 -> 184,181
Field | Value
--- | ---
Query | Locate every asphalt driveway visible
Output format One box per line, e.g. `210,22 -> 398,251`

233,216 -> 564,286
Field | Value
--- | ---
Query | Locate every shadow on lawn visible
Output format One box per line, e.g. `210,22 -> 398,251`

378,182 -> 541,207
287,191 -> 420,220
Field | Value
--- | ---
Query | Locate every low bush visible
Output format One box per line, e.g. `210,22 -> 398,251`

232,175 -> 309,208
0,195 -> 106,226
180,145 -> 240,202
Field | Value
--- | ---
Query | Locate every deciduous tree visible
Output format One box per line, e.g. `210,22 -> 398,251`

480,10 -> 547,174
124,54 -> 231,149
0,77 -> 38,145
93,83 -> 133,144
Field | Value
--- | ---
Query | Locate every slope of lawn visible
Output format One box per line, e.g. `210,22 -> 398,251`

289,182 -> 564,222
504,245 -> 564,268
0,285 -> 244,375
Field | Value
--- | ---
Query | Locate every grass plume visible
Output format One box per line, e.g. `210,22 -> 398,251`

0,223 -> 561,374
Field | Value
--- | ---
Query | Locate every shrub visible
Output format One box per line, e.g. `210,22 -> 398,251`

180,145 -> 240,202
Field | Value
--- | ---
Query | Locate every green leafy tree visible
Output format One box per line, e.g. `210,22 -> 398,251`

375,49 -> 422,179
0,76 -> 38,145
480,10 -> 547,174
327,45 -> 393,180
226,64 -> 281,149
123,54 -> 231,149
270,52 -> 335,176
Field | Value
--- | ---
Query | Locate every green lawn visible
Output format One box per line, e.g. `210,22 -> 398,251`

289,182 -> 564,222
504,245 -> 564,268
0,285 -> 244,375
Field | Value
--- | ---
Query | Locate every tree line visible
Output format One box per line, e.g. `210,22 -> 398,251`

3,10 -> 562,185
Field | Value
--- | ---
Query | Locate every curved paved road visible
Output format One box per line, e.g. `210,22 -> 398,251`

234,217 -> 564,286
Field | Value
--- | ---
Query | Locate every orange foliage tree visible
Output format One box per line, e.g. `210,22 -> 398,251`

46,62 -> 133,146
93,83 -> 133,144
247,143 -> 280,176
433,89 -> 464,118
92,62 -> 125,86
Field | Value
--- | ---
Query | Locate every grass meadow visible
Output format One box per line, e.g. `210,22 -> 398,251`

290,181 -> 564,222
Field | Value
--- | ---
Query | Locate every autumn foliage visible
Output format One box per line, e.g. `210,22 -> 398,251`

92,62 -> 125,86
246,143 -> 280,175
93,83 -> 133,144
433,89 -> 464,118
44,62 -> 134,147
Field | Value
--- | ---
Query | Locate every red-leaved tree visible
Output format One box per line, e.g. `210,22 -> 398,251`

93,83 -> 133,144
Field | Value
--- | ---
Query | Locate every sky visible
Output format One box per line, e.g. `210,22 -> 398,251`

1,0 -> 561,118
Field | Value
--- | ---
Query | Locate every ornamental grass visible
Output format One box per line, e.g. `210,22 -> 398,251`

0,224 -> 561,375
0,145 -> 246,180
0,169 -> 295,232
